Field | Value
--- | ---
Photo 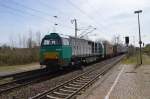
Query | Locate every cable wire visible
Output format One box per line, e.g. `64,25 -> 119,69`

66,0 -> 105,30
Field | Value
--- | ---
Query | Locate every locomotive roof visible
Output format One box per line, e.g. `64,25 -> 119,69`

45,33 -> 104,44
43,33 -> 69,39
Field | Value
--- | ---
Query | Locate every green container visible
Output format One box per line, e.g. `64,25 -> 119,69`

99,43 -> 105,58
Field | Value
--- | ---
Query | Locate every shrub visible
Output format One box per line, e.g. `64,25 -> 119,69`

0,48 -> 39,66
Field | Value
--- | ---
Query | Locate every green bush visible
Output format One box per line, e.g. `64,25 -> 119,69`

144,44 -> 150,56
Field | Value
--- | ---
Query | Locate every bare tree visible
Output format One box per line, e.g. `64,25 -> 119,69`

27,30 -> 33,48
111,35 -> 117,45
22,35 -> 26,48
18,34 -> 22,48
9,34 -> 15,48
96,38 -> 106,43
111,35 -> 122,45
32,41 -> 37,48
36,31 -> 41,46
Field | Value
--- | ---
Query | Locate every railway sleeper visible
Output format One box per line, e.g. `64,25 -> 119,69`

75,79 -> 89,83
49,92 -> 67,98
53,91 -> 70,97
64,86 -> 79,90
65,85 -> 80,90
59,88 -> 76,93
81,76 -> 96,80
72,81 -> 86,85
77,79 -> 91,83
80,76 -> 91,79
78,78 -> 91,81
68,83 -> 82,87
62,86 -> 77,92
79,77 -> 91,81
46,94 -> 64,99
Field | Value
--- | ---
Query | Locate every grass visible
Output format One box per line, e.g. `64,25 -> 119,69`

0,62 -> 39,72
0,77 -> 13,85
0,48 -> 39,66
121,53 -> 150,65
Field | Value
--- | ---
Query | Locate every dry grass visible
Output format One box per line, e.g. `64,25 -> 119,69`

122,53 -> 150,65
0,77 -> 13,85
0,48 -> 39,66
0,63 -> 39,72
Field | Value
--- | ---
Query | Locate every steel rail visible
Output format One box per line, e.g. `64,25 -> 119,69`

0,68 -> 45,79
0,69 -> 51,94
29,55 -> 124,99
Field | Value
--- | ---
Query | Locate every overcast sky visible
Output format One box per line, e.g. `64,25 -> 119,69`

0,0 -> 150,47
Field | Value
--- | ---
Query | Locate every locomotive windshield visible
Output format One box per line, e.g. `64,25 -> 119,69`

42,39 -> 61,46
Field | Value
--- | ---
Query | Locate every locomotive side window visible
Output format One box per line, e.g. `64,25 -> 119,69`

43,40 -> 50,45
42,39 -> 61,46
51,40 -> 56,44
62,38 -> 69,45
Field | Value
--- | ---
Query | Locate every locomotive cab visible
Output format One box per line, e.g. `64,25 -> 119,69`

40,33 -> 72,68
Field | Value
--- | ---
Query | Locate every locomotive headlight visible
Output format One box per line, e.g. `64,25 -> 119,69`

44,52 -> 59,59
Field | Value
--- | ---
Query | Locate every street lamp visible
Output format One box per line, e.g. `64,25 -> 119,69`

134,10 -> 142,64
53,16 -> 58,33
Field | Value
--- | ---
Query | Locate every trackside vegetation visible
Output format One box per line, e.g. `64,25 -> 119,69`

122,44 -> 150,65
122,54 -> 150,65
143,44 -> 150,56
0,46 -> 39,66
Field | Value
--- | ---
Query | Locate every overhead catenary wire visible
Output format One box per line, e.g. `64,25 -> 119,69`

0,2 -> 74,30
0,6 -> 28,23
78,26 -> 94,36
9,0 -> 74,30
35,0 -> 97,31
0,3 -> 49,21
1,0 -> 107,36
65,0 -> 106,32
80,28 -> 96,38
86,0 -> 116,35
37,0 -> 89,29
5,0 -> 101,33
36,0 -> 96,35
10,0 -> 51,16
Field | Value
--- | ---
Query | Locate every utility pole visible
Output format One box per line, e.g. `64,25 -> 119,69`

134,10 -> 142,65
71,19 -> 78,38
71,19 -> 78,56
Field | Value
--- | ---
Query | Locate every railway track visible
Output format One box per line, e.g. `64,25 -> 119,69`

0,68 -> 46,79
0,60 -> 102,95
0,69 -> 51,94
29,55 -> 124,99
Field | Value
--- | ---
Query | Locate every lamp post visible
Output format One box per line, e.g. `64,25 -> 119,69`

134,10 -> 142,65
53,16 -> 58,33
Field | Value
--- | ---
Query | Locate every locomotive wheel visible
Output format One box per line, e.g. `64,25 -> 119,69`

46,65 -> 59,72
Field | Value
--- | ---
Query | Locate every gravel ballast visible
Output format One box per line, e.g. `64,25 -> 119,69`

0,56 -> 121,99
